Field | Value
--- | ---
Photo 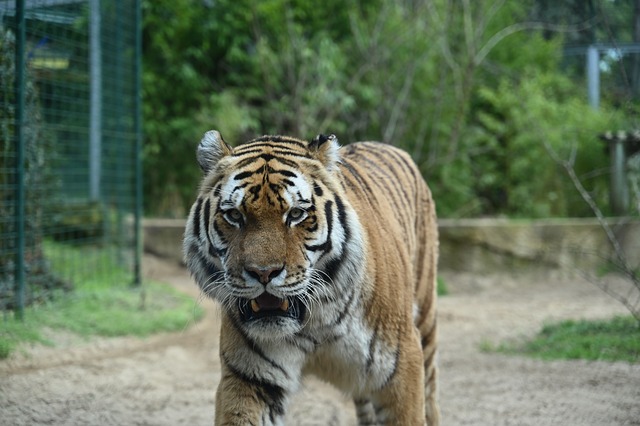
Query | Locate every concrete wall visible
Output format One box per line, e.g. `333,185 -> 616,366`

143,219 -> 186,264
438,218 -> 640,275
144,217 -> 640,275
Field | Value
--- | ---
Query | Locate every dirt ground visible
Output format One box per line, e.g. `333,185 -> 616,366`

1,254 -> 639,426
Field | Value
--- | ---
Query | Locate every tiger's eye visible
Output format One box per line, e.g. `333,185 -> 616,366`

225,209 -> 243,224
287,207 -> 307,225
289,208 -> 304,219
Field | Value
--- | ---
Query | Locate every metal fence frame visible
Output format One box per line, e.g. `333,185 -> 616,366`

1,0 -> 142,318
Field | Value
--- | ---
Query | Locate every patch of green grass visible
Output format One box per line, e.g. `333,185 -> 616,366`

1,241 -> 204,359
31,283 -> 202,337
437,276 -> 448,296
488,316 -> 640,363
0,315 -> 52,359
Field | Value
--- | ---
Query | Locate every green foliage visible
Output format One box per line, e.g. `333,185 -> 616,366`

142,0 -> 219,216
0,241 -> 203,359
458,71 -> 624,217
141,0 -> 368,215
489,316 -> 640,363
196,91 -> 258,144
142,0 -> 639,218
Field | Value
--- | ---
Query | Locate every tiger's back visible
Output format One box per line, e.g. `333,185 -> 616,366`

329,141 -> 439,424
339,141 -> 438,311
183,131 -> 439,426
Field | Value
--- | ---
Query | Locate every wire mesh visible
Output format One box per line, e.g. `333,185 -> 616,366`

0,0 -> 141,316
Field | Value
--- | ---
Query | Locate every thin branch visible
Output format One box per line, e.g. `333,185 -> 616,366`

426,0 -> 462,98
476,0 -> 507,41
475,19 -> 597,66
462,0 -> 475,59
383,62 -> 417,143
568,140 -> 578,168
570,265 -> 640,320
542,139 -> 640,321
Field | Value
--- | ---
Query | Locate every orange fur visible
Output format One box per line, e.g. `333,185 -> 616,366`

184,132 -> 439,425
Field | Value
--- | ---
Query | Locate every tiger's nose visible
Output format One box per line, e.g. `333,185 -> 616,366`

244,265 -> 285,285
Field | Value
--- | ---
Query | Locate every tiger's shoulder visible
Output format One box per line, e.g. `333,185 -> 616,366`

340,141 -> 423,184
335,141 -> 428,215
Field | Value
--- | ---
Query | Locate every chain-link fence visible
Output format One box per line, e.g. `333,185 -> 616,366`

0,0 -> 142,318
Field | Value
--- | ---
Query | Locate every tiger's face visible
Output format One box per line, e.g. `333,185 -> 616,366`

211,154 -> 320,336
185,131 -> 349,340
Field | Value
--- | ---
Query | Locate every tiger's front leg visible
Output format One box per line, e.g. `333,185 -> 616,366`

215,361 -> 290,426
214,315 -> 300,426
366,333 -> 428,426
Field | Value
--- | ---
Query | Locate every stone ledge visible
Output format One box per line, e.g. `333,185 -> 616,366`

143,218 -> 186,264
438,217 -> 640,274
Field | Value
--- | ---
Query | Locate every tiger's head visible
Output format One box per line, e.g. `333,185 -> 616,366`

184,130 -> 361,341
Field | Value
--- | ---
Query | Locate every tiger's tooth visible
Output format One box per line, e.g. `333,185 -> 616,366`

280,299 -> 290,311
250,299 -> 260,313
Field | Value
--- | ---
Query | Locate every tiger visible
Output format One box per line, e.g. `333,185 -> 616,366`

183,130 -> 440,426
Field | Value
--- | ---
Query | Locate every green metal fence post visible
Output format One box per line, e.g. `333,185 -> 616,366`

89,0 -> 102,203
134,0 -> 143,286
13,0 -> 26,320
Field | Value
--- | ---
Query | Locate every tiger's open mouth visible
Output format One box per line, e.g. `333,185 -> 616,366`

239,293 -> 305,323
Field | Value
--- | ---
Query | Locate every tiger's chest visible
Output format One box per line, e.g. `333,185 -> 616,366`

301,315 -> 398,395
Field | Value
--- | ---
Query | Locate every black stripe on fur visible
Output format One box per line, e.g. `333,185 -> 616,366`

339,158 -> 376,199
227,313 -> 290,380
365,321 -> 381,372
192,197 -> 203,241
304,200 -> 333,253
221,354 -> 287,422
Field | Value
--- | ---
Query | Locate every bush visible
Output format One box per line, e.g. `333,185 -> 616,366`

462,71 -> 624,218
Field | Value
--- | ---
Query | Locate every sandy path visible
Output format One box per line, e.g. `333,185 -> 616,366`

1,256 -> 638,426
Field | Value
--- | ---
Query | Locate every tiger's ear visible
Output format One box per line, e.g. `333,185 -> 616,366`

197,130 -> 233,173
309,133 -> 340,171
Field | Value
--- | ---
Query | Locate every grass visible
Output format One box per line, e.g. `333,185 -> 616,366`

0,241 -> 204,359
485,316 -> 640,364
437,276 -> 448,296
